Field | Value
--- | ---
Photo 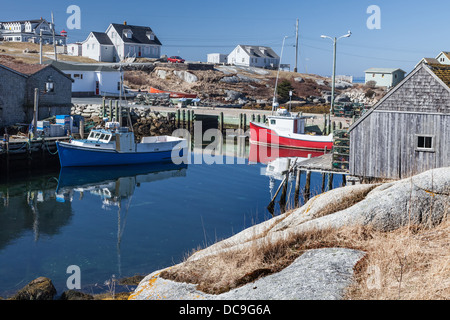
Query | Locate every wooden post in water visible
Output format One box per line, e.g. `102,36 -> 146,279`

257,114 -> 261,123
109,100 -> 113,121
182,109 -> 186,129
177,109 -> 180,128
321,172 -> 326,192
238,113 -> 242,130
118,103 -> 122,126
323,114 -> 327,135
279,159 -> 291,214
294,167 -> 301,208
304,170 -> 311,201
304,154 -> 312,201
102,98 -> 106,118
33,88 -> 39,138
243,113 -> 247,131
328,173 -> 334,191
187,109 -> 191,131
114,100 -> 118,122
219,112 -> 224,133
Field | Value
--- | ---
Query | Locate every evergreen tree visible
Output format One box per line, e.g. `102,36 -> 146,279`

277,80 -> 294,103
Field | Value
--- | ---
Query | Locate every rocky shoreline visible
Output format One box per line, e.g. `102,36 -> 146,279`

71,104 -> 176,140
2,167 -> 448,300
129,167 -> 449,300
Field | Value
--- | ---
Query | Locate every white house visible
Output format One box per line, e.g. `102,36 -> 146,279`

72,22 -> 162,62
43,60 -> 122,97
227,45 -> 280,69
105,22 -> 162,61
0,18 -> 67,45
81,32 -> 115,62
435,51 -> 450,65
364,68 -> 406,88
207,53 -> 228,64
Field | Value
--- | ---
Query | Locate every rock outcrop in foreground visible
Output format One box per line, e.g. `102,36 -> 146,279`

129,167 -> 449,300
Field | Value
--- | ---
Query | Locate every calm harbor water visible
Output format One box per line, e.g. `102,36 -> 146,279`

0,139 -> 343,298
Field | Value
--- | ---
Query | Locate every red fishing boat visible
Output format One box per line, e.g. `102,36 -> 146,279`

249,109 -> 333,151
149,87 -> 197,99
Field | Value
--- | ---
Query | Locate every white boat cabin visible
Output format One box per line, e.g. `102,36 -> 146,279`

267,114 -> 306,134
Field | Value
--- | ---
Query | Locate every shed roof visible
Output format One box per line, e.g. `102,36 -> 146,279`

350,62 -> 450,133
365,68 -> 406,74
427,63 -> 450,87
42,60 -> 118,72
0,61 -> 48,75
91,31 -> 114,45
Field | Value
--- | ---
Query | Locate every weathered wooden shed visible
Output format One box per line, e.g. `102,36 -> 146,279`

349,61 -> 450,180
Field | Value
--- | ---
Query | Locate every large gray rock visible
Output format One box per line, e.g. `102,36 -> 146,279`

130,167 -> 449,300
173,70 -> 198,83
129,248 -> 365,300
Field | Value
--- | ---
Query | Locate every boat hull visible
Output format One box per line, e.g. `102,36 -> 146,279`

149,87 -> 197,99
56,142 -> 184,167
249,122 -> 333,151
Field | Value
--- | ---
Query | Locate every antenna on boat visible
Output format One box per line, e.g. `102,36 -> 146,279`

272,36 -> 288,115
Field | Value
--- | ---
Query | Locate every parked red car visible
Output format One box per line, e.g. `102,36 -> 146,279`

168,56 -> 185,63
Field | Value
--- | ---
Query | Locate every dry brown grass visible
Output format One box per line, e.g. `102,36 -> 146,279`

160,217 -> 449,299
347,218 -> 450,300
0,42 -> 100,64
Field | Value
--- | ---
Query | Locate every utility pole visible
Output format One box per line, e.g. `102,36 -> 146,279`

51,11 -> 57,61
294,19 -> 299,73
39,29 -> 43,64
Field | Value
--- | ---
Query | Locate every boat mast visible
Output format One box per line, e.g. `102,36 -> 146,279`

272,36 -> 288,115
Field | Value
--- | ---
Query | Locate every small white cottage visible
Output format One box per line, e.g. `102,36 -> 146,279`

227,45 -> 280,69
43,60 -> 122,97
364,68 -> 406,88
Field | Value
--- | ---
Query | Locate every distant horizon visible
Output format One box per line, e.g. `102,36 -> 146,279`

1,0 -> 447,78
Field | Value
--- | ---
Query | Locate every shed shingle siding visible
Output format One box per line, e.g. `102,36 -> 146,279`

349,63 -> 450,179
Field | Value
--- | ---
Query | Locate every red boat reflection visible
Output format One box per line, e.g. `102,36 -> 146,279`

249,142 -> 325,165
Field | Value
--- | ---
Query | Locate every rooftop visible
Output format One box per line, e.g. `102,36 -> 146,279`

0,60 -> 47,75
365,68 -> 406,74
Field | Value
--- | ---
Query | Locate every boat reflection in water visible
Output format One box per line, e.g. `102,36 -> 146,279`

56,162 -> 188,205
55,162 -> 188,285
249,142 -> 328,213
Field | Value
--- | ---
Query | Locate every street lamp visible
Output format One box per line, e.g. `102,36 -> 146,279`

320,31 -> 351,115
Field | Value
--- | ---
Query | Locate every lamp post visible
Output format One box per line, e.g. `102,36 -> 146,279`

320,31 -> 351,115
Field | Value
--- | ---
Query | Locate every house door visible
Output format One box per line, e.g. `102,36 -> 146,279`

96,81 -> 99,95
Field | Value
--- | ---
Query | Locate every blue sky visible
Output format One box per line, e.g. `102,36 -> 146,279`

2,0 -> 449,77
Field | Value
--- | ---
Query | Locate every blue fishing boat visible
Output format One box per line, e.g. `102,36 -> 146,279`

56,122 -> 187,167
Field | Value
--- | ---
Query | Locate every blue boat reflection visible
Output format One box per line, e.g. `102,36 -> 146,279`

56,162 -> 188,204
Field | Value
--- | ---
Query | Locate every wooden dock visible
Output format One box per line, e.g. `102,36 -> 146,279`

0,136 -> 70,172
295,153 -> 348,174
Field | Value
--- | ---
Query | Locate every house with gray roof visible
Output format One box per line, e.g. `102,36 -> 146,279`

227,45 -> 280,69
364,68 -> 406,88
0,18 -> 66,45
43,60 -> 122,97
74,22 -> 162,62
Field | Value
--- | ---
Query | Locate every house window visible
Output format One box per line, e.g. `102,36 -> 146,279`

270,119 -> 276,125
73,74 -> 83,79
416,134 -> 435,152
